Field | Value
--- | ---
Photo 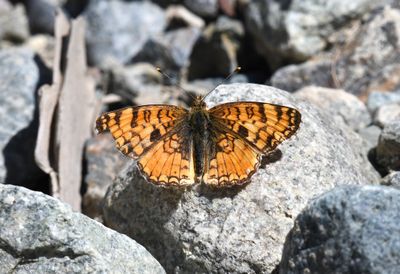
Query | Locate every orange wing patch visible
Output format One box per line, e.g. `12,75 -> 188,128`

137,127 -> 195,186
96,105 -> 187,159
209,102 -> 301,153
203,129 -> 261,186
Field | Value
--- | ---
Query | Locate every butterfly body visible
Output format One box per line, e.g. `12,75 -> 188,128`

96,93 -> 301,187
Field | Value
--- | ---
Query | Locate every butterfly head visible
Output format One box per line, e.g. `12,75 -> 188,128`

192,95 -> 207,110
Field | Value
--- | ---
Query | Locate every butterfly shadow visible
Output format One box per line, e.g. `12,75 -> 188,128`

196,149 -> 283,200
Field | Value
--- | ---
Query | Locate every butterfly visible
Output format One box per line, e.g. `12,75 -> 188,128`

95,87 -> 301,187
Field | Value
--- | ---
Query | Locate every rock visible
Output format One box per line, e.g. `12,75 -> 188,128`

270,59 -> 334,93
0,48 -> 46,187
0,184 -> 165,273
358,125 -> 381,148
165,5 -> 205,29
83,134 -> 128,221
367,90 -> 400,114
0,1 -> 29,42
103,83 -> 379,273
188,16 -> 244,79
24,34 -> 55,69
109,63 -> 164,104
373,103 -> 400,128
132,27 -> 201,83
270,6 -> 400,98
294,86 -> 371,131
244,0 -> 382,68
184,0 -> 219,18
24,0 -> 65,34
376,120 -> 400,171
84,0 -> 166,68
280,185 -> 400,274
381,171 -> 400,189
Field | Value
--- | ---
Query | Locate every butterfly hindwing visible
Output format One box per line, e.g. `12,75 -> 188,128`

137,125 -> 195,186
203,127 -> 261,186
96,105 -> 187,159
209,102 -> 301,153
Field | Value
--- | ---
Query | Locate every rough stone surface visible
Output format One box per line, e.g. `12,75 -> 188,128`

109,63 -> 165,104
0,1 -> 29,42
133,27 -> 201,82
381,171 -> 400,189
0,48 -> 43,186
184,0 -> 219,18
358,125 -> 381,149
280,185 -> 400,274
295,86 -> 371,131
103,83 -> 379,273
367,90 -> 400,114
25,0 -> 65,34
83,134 -> 128,220
376,120 -> 400,171
270,59 -> 333,93
270,6 -> 400,98
373,103 -> 400,128
0,184 -> 165,273
244,0 -> 382,68
84,0 -> 166,68
188,16 -> 244,79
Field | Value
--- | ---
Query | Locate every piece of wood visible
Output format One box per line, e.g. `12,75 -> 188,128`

34,10 -> 70,197
56,17 -> 96,211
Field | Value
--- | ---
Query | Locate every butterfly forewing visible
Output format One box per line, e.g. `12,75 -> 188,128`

96,105 -> 187,159
209,102 -> 301,153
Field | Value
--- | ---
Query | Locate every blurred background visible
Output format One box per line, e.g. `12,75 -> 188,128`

0,0 -> 399,216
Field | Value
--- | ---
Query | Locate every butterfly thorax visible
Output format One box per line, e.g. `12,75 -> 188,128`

188,97 -> 210,180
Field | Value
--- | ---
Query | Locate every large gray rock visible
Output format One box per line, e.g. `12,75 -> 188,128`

132,27 -> 201,83
184,0 -> 219,18
103,83 -> 379,273
270,6 -> 400,97
0,1 -> 29,42
295,86 -> 371,131
84,0 -> 166,68
376,120 -> 400,171
0,184 -> 165,273
244,0 -> 382,68
280,185 -> 400,274
0,48 -> 43,185
83,134 -> 128,220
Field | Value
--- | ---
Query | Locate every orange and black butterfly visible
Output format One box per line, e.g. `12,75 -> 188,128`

96,70 -> 301,187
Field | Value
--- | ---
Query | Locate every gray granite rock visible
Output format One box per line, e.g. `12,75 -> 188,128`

24,0 -> 65,34
132,27 -> 201,83
373,103 -> 400,128
381,171 -> 400,189
0,48 -> 42,185
0,184 -> 165,273
294,86 -> 371,131
358,125 -> 382,148
367,90 -> 400,114
84,0 -> 166,68
270,6 -> 400,97
270,59 -> 333,93
83,134 -> 128,221
184,0 -> 219,18
280,185 -> 400,274
103,83 -> 379,273
376,120 -> 400,171
188,16 -> 244,79
244,0 -> 382,68
0,1 -> 29,42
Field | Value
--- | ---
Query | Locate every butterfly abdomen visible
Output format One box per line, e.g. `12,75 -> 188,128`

189,109 -> 210,180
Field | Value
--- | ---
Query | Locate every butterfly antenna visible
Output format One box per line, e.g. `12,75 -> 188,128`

156,67 -> 196,100
202,66 -> 241,100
